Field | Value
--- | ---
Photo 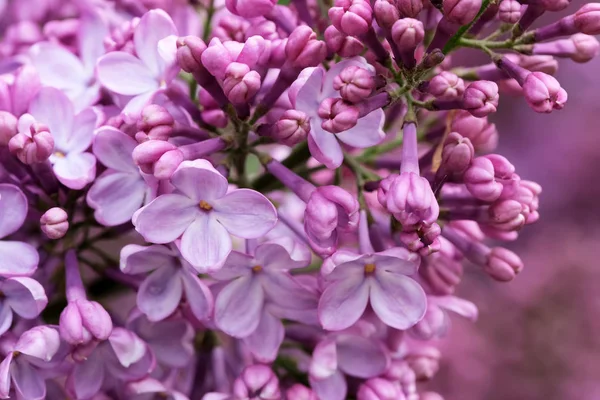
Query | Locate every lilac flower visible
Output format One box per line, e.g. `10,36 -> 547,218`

0,184 -> 38,277
126,377 -> 189,400
132,159 -> 278,270
29,15 -> 108,112
295,57 -> 385,169
410,295 -> 478,340
120,244 -> 214,322
0,65 -> 40,117
87,126 -> 156,226
97,9 -> 179,119
0,277 -> 47,336
27,87 -> 97,189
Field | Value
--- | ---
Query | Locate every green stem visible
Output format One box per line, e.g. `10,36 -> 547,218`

202,0 -> 216,42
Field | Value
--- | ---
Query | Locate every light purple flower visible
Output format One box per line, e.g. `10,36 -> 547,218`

29,14 -> 108,112
97,9 -> 179,119
0,277 -> 47,336
410,295 -> 478,340
295,57 -> 385,169
127,377 -> 189,400
0,183 -> 38,277
27,87 -> 97,189
120,244 -> 214,322
87,126 -> 156,226
132,159 -> 278,270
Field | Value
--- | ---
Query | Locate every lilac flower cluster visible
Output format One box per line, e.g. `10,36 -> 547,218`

0,0 -> 596,398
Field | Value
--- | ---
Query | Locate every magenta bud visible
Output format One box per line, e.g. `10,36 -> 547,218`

232,365 -> 281,399
428,71 -> 465,99
226,0 -> 277,18
570,33 -> 600,63
462,80 -> 499,118
421,256 -> 463,295
286,384 -> 318,400
153,149 -> 185,180
137,104 -> 175,142
575,3 -> 600,35
498,0 -> 522,23
464,157 -> 503,202
329,0 -> 373,37
274,109 -> 311,146
486,247 -> 523,281
391,18 -> 424,52
318,97 -> 359,133
0,111 -> 17,146
488,199 -> 525,231
441,132 -> 474,175
397,0 -> 424,17
451,111 -> 498,152
40,207 -> 69,239
522,71 -> 567,113
333,65 -> 375,103
286,26 -> 327,68
411,305 -> 446,340
176,36 -> 207,73
357,378 -> 403,400
132,140 -> 178,174
518,54 -> 558,75
374,0 -> 400,30
383,173 -> 439,228
537,0 -> 570,11
443,0 -> 482,25
406,347 -> 441,381
9,122 -> 54,164
324,26 -> 365,57
483,154 -> 514,178
59,299 -> 113,345
222,62 -> 261,105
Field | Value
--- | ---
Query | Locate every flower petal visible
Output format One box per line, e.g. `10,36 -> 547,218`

52,152 -> 96,190
92,127 -> 138,172
335,109 -> 385,148
68,355 -> 104,400
170,159 -> 228,202
307,124 -> 344,169
97,52 -> 158,96
214,276 -> 264,337
0,241 -> 39,277
309,370 -> 347,400
137,265 -> 183,322
135,318 -> 194,368
213,189 -> 277,238
29,43 -> 87,93
134,9 -> 177,77
242,310 -> 284,362
318,275 -> 369,331
12,357 -> 46,400
321,57 -> 373,99
295,67 -> 324,115
370,272 -> 427,330
3,277 -> 47,319
255,242 -> 309,271
209,251 -> 253,281
179,213 -> 232,271
0,302 -> 13,336
0,183 -> 28,238
434,296 -> 478,321
14,326 -> 60,361
181,269 -> 214,321
336,334 -> 390,378
120,244 -> 177,275
79,14 -> 108,75
309,337 -> 337,379
133,194 -> 197,244
28,87 -> 74,146
63,108 -> 98,154
0,353 -> 13,398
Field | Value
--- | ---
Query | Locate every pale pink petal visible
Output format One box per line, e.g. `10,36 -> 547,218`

309,337 -> 337,379
335,109 -> 385,148
14,326 -> 60,361
265,236 -> 312,267
321,249 -> 362,276
179,214 -> 232,271
254,242 -> 308,271
209,251 -> 253,281
158,35 -> 180,83
435,296 -> 478,320
0,302 -> 13,336
134,9 -> 177,77
97,52 -> 158,95
52,152 -> 96,190
133,194 -> 197,244
295,68 -> 324,114
108,328 -> 146,368
28,87 -> 74,144
171,159 -> 228,202
243,310 -> 284,362
214,276 -> 264,337
138,265 -> 183,321
0,353 -> 13,398
68,355 -> 104,400
0,241 -> 39,277
79,14 -> 108,75
12,358 -> 46,400
0,183 -> 28,238
181,269 -> 214,321
336,334 -> 390,378
370,272 -> 427,330
63,108 -> 97,154
309,370 -> 347,400
213,189 -> 277,238
3,277 -> 47,319
92,127 -> 138,172
318,275 -> 369,331
120,90 -> 161,123
120,244 -> 177,275
307,125 -> 344,169
373,250 -> 420,275
29,43 -> 87,93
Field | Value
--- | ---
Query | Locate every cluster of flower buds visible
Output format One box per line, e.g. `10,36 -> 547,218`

0,0 -> 596,398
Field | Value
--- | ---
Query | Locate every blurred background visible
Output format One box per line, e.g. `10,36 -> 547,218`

430,11 -> 600,400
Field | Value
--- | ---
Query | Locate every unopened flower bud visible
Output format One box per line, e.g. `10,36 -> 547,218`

333,65 -> 375,103
391,18 -> 424,55
462,80 -> 499,118
132,140 -> 178,174
329,0 -> 373,37
397,0 -> 424,17
451,111 -> 498,152
443,0 -> 483,25
324,26 -> 365,57
226,0 -> 277,18
428,71 -> 465,99
464,157 -> 503,201
176,35 -> 207,73
286,26 -> 327,68
136,104 -> 174,142
9,121 -> 54,164
522,71 -> 567,113
232,365 -> 281,399
533,34 -> 600,64
384,173 -> 439,228
357,378 -> 403,400
0,111 -> 17,146
441,132 -> 474,175
286,384 -> 318,400
406,346 -> 441,380
318,98 -> 359,133
222,62 -> 261,105
411,303 -> 446,340
59,299 -> 113,345
498,0 -> 522,23
574,3 -> 600,35
274,110 -> 311,146
40,207 -> 69,239
486,247 -> 523,281
374,0 -> 400,30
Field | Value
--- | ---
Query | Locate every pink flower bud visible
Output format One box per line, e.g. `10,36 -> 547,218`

428,71 -> 465,99
333,65 -> 375,103
384,173 -> 439,228
441,132 -> 474,175
485,247 -> 523,281
421,253 -> 463,295
9,121 -> 54,164
574,3 -> 600,35
374,0 -> 400,30
286,384 -> 318,400
318,98 -> 359,133
463,157 -> 503,202
213,15 -> 249,42
0,111 -> 17,146
232,365 -> 281,399
199,89 -> 228,128
443,0 -> 483,25
324,26 -> 364,57
357,378 -> 403,400
483,154 -> 514,178
59,299 -> 113,345
132,140 -> 178,174
462,80 -> 499,118
176,35 -> 207,74
136,104 -> 174,142
522,71 -> 567,113
274,109 -> 311,146
411,304 -> 447,340
286,26 -> 327,68
329,0 -> 373,37
391,18 -> 424,53
488,199 -> 525,230
226,0 -> 277,18
222,62 -> 261,105
570,33 -> 600,63
397,0 -> 424,17
406,346 -> 441,381
498,0 -> 522,23
40,207 -> 69,239
451,111 -> 498,152
537,0 -> 570,11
